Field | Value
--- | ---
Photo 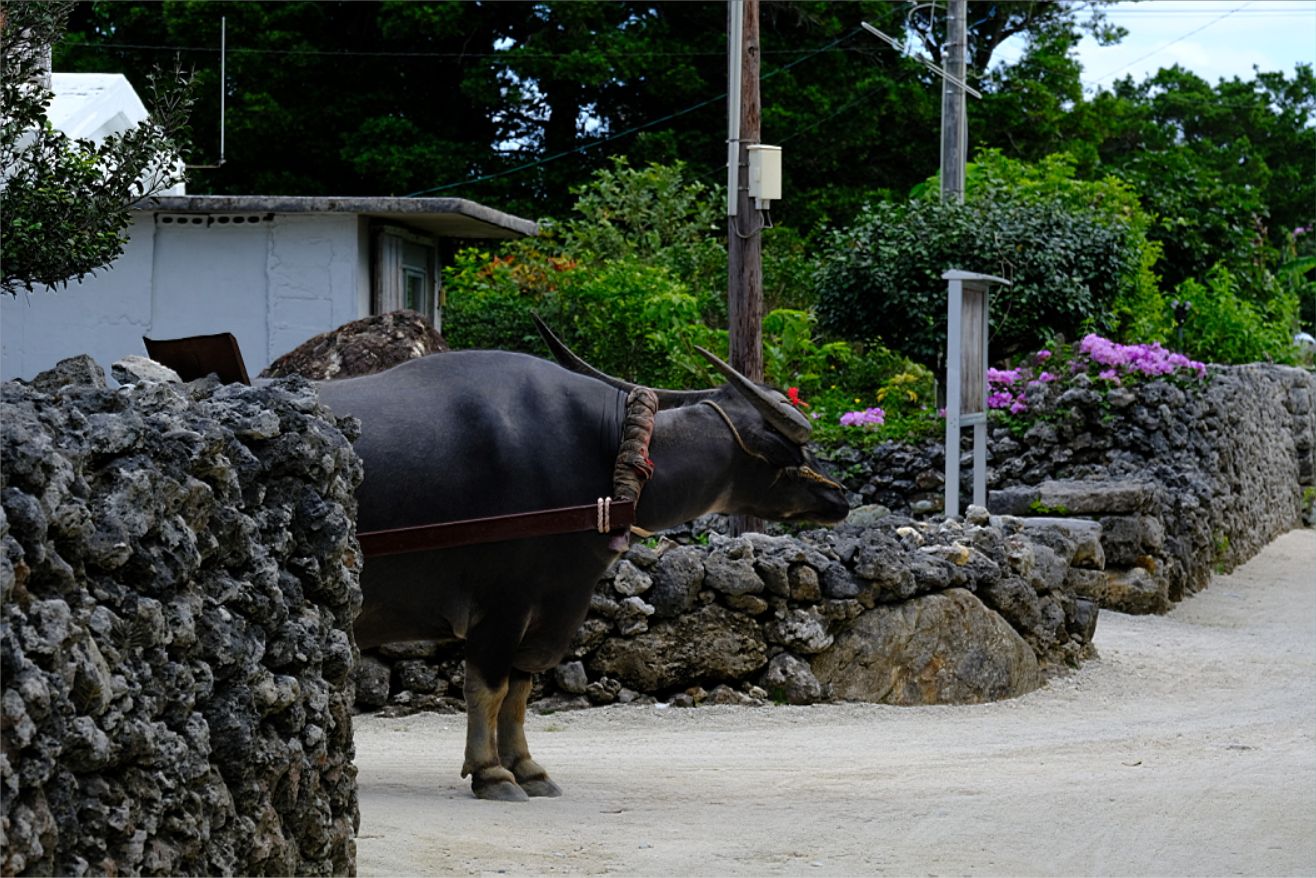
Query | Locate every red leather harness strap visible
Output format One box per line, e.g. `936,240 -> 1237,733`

357,499 -> 637,558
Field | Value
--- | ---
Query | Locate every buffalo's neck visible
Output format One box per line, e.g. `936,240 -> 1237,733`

634,405 -> 739,532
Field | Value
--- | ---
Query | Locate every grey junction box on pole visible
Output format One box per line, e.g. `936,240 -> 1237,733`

943,269 -> 1010,517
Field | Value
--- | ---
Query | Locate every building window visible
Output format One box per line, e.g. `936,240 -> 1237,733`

403,267 -> 429,314
373,225 -> 442,330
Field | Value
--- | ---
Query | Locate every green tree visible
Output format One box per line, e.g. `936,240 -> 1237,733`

906,0 -> 1123,77
55,1 -> 523,201
51,1 -> 1119,232
1,0 -> 192,295
814,184 -> 1150,369
1076,65 -> 1315,291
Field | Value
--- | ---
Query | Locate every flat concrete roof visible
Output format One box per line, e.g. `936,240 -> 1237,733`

137,195 -> 538,239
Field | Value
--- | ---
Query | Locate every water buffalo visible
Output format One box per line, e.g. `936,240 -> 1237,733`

316,321 -> 849,801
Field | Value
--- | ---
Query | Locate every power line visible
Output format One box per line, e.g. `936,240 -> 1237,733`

58,40 -> 855,61
1087,1 -> 1256,84
404,25 -> 863,197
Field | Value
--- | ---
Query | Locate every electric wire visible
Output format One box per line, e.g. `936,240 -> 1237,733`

1086,1 -> 1256,84
404,25 -> 864,197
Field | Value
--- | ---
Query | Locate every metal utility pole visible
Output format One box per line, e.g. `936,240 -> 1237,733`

940,0 -> 967,203
727,0 -> 763,383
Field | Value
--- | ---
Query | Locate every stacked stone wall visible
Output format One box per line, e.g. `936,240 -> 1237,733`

822,364 -> 1316,613
1,358 -> 362,876
357,509 -> 1104,714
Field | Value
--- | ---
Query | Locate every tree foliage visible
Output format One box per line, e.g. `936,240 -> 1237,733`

1,0 -> 191,295
52,1 -> 1119,231
814,196 -> 1143,370
1076,65 -> 1316,292
45,1 -> 1312,353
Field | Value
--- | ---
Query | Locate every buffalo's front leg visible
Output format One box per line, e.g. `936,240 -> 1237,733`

498,670 -> 562,798
461,668 -> 527,802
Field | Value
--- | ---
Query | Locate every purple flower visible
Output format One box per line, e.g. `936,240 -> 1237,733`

987,367 -> 1023,386
840,407 -> 885,427
1009,399 -> 1028,415
1036,349 -> 1052,361
1075,335 -> 1205,381
987,391 -> 1015,410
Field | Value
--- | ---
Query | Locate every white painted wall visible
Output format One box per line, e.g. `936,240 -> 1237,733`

266,215 -> 362,365
1,215 -> 157,381
1,213 -> 368,382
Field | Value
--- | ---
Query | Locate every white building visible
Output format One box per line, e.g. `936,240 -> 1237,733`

1,196 -> 536,380
1,75 -> 537,381
46,72 -> 186,195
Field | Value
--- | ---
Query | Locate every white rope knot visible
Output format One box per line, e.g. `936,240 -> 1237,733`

596,497 -> 613,534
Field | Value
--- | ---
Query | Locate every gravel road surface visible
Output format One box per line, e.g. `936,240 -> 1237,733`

354,527 -> 1316,877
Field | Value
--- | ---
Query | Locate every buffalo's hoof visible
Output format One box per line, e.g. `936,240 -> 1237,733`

470,766 -> 529,802
518,776 -> 563,798
472,777 -> 529,802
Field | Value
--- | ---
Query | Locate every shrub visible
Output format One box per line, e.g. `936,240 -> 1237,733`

920,150 -> 1172,344
1171,266 -> 1300,365
815,195 -> 1138,370
761,308 -> 853,396
440,243 -> 573,353
557,257 -> 725,388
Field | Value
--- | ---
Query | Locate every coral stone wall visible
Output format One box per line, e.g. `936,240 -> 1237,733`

1,357 -> 362,876
356,510 -> 1104,714
824,364 -> 1316,612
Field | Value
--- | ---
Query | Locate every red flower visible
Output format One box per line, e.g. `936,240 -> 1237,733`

786,387 -> 810,408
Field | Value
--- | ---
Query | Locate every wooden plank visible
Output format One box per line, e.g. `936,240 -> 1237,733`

960,288 -> 985,414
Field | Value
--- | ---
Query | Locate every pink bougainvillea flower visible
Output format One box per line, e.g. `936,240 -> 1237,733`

839,407 -> 885,427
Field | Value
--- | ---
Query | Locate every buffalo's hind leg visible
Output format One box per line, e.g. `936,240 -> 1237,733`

461,667 -> 528,802
498,669 -> 562,798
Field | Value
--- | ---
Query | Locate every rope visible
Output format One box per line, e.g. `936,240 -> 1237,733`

607,387 -> 658,550
612,388 -> 659,502
700,399 -> 771,464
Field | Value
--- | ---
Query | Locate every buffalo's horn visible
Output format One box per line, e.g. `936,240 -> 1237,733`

532,314 -> 717,407
533,314 -> 636,390
693,346 -> 813,445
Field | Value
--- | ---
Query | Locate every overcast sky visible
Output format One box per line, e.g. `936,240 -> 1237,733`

998,0 -> 1316,90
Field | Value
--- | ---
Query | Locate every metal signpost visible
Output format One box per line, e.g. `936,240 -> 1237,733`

943,270 -> 1010,517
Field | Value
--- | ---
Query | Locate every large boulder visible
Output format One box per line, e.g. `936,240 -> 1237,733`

811,589 -> 1041,705
587,604 -> 767,692
261,309 -> 446,380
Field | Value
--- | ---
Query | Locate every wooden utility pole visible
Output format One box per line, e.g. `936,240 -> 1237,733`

727,0 -> 764,536
940,0 -> 968,203
727,0 -> 763,382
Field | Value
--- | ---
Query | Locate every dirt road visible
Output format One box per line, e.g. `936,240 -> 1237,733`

353,528 -> 1316,877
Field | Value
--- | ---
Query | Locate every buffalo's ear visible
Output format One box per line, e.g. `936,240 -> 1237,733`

693,347 -> 812,444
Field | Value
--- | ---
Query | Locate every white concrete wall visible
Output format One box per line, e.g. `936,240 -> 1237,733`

266,215 -> 363,366
1,213 -> 367,381
1,216 -> 157,381
148,217 -> 273,373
